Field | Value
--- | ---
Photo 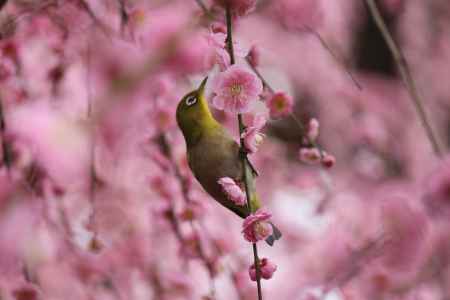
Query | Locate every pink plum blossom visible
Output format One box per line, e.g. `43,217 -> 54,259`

218,177 -> 247,206
242,114 -> 267,154
212,65 -> 263,113
249,258 -> 277,281
242,209 -> 273,243
266,92 -> 294,119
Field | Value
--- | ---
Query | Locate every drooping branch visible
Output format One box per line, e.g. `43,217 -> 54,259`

364,0 -> 443,157
225,6 -> 263,300
301,25 -> 362,90
157,134 -> 217,298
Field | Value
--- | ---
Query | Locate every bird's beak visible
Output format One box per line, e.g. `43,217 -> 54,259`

197,76 -> 208,95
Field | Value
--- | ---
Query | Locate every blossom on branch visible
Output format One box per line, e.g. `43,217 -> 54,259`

242,114 -> 267,154
212,65 -> 263,113
249,258 -> 277,281
242,209 -> 273,243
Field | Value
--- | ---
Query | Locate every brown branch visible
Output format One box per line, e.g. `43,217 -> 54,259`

225,6 -> 263,300
364,0 -> 443,157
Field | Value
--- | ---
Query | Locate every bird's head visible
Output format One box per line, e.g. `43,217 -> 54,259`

176,77 -> 217,145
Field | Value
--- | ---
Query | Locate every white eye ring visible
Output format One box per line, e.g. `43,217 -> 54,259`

185,95 -> 197,106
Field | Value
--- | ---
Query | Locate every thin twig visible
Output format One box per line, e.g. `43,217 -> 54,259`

364,0 -> 443,157
301,25 -> 362,90
194,0 -> 208,14
158,134 -> 217,299
226,6 -> 263,300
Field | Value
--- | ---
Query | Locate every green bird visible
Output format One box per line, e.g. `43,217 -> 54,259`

176,77 -> 281,246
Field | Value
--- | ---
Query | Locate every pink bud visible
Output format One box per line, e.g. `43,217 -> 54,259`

249,258 -> 277,281
211,22 -> 227,34
307,118 -> 320,141
299,148 -> 321,164
247,45 -> 260,68
321,153 -> 336,168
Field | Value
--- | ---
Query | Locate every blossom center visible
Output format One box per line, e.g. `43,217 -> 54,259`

254,221 -> 270,238
230,83 -> 242,96
275,97 -> 286,110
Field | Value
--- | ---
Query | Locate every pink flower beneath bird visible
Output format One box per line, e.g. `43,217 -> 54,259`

218,177 -> 247,206
242,114 -> 267,154
212,65 -> 263,113
242,209 -> 273,243
249,258 -> 277,281
266,92 -> 293,119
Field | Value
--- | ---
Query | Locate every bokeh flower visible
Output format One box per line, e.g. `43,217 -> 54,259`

212,65 -> 263,113
266,92 -> 293,119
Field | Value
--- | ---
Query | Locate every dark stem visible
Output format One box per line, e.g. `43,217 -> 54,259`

195,0 -> 208,14
0,98 -> 11,169
116,0 -> 128,33
0,0 -> 8,11
226,6 -> 263,300
364,0 -> 443,157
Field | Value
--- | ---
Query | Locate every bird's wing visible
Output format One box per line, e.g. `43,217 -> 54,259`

187,128 -> 257,218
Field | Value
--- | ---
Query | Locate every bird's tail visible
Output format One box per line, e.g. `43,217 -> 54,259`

265,222 -> 282,246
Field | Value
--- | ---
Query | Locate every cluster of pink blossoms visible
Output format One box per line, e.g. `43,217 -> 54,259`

299,118 -> 336,168
206,0 -> 335,283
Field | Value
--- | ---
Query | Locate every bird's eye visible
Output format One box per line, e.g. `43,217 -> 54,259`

185,95 -> 197,106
